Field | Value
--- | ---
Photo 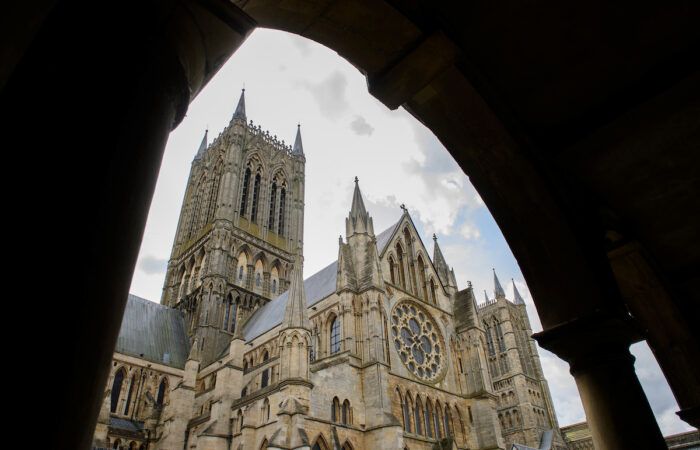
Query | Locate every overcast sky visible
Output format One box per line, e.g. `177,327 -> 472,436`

129,29 -> 692,435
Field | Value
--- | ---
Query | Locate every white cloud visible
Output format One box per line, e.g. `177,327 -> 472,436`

460,222 -> 481,240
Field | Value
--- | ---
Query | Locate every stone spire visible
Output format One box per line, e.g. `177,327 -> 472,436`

493,268 -> 505,299
484,290 -> 489,303
292,123 -> 304,156
433,234 -> 450,281
232,88 -> 246,121
282,252 -> 309,331
512,279 -> 525,305
345,177 -> 374,237
193,129 -> 208,160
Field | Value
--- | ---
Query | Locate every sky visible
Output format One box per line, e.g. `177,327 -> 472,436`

129,29 -> 693,435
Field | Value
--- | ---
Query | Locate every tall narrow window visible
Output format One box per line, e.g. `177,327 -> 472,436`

342,400 -> 350,424
251,173 -> 261,223
414,398 -> 423,436
330,317 -> 341,354
403,393 -> 412,433
389,257 -> 396,284
396,244 -> 406,289
228,300 -> 238,333
207,161 -> 223,222
496,320 -> 506,352
444,405 -> 452,436
418,256 -> 428,301
156,378 -> 167,407
124,374 -> 136,415
425,401 -> 433,438
332,397 -> 340,422
434,405 -> 442,439
240,168 -> 251,217
261,351 -> 270,388
485,323 -> 495,355
223,298 -> 231,331
277,188 -> 286,235
110,368 -> 125,413
430,279 -> 437,304
268,182 -> 277,230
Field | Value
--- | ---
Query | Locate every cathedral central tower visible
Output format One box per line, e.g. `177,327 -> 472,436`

160,89 -> 306,366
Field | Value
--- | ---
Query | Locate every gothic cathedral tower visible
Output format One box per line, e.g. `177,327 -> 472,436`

160,89 -> 306,366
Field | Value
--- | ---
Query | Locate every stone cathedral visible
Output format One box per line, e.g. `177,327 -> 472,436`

92,91 -> 567,450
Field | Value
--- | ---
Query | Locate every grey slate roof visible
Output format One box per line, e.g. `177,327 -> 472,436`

115,294 -> 190,369
375,219 -> 400,255
241,220 -> 402,342
109,417 -> 145,433
243,260 -> 338,341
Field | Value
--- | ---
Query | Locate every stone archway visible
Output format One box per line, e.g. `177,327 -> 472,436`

4,1 -> 698,449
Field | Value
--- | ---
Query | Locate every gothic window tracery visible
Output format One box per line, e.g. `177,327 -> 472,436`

156,377 -> 168,408
391,301 -> 445,382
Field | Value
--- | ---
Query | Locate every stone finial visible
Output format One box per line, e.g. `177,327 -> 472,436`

493,268 -> 505,298
232,88 -> 246,121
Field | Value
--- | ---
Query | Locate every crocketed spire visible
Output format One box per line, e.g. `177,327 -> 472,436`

193,129 -> 208,160
345,177 -> 374,236
493,268 -> 505,299
292,123 -> 304,155
512,279 -> 525,305
232,88 -> 246,121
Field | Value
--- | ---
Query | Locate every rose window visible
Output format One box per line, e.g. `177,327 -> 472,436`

391,301 -> 445,382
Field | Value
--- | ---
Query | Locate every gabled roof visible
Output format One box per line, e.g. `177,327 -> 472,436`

116,294 -> 190,369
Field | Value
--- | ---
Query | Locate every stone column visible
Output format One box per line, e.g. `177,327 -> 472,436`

535,313 -> 666,450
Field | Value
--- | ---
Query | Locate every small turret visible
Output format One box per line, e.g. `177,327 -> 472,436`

345,177 -> 374,237
292,123 -> 304,156
512,278 -> 526,305
193,129 -> 208,161
493,268 -> 505,299
232,88 -> 246,121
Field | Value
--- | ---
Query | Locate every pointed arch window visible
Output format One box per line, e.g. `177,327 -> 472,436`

389,257 -> 396,284
110,368 -> 125,413
268,182 -> 277,230
418,256 -> 428,301
261,351 -> 270,388
429,278 -> 437,304
444,405 -> 452,436
223,296 -> 237,333
434,404 -> 442,439
425,401 -> 433,438
396,244 -> 406,289
330,317 -> 341,354
414,398 -> 423,436
251,173 -> 261,223
332,397 -> 340,422
277,188 -> 286,236
240,167 -> 251,217
342,400 -> 351,425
